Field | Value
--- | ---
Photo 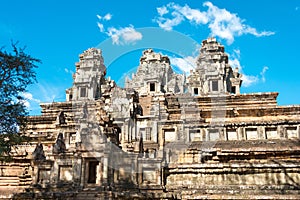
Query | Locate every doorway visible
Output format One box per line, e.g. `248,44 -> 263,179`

87,161 -> 99,184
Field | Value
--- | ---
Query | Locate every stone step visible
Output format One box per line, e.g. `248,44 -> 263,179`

0,180 -> 19,183
0,182 -> 19,186
0,176 -> 19,180
172,185 -> 300,196
0,177 -> 19,185
181,194 -> 300,200
75,191 -> 114,200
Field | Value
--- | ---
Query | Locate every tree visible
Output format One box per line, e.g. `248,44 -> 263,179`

0,43 -> 40,156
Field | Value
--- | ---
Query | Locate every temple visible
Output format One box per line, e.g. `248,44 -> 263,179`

1,38 -> 300,199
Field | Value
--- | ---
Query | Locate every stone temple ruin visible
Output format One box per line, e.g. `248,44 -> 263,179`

1,38 -> 300,199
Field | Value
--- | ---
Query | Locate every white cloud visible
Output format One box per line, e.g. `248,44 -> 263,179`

157,6 -> 168,16
64,68 -> 74,75
229,58 -> 242,70
260,66 -> 268,82
97,13 -> 112,21
242,75 -> 259,87
156,11 -> 184,31
228,49 -> 242,70
154,3 -> 207,31
20,92 -> 41,108
154,1 -> 274,44
107,25 -> 143,45
170,56 -> 196,74
96,13 -> 112,33
229,57 -> 259,87
233,49 -> 240,57
97,22 -> 105,32
37,83 -> 63,103
229,49 -> 269,87
175,4 -> 208,24
243,27 -> 274,37
96,13 -> 142,45
204,1 -> 275,44
22,92 -> 33,100
103,13 -> 112,21
20,99 -> 30,108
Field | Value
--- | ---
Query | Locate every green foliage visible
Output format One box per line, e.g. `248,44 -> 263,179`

0,43 -> 39,156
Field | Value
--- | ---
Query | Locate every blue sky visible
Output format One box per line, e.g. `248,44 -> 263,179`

1,0 -> 300,115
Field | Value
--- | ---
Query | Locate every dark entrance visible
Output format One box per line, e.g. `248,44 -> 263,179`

194,88 -> 199,95
87,161 -> 99,183
150,83 -> 155,92
212,80 -> 218,92
231,86 -> 236,94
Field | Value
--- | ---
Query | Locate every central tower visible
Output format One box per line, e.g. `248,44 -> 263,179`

187,38 -> 242,96
125,49 -> 185,95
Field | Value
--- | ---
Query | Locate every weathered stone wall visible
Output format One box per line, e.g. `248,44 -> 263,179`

1,38 -> 300,199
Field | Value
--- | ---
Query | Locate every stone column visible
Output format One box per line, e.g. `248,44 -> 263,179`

131,156 -> 138,185
219,128 -> 225,140
96,164 -> 100,185
32,162 -> 39,184
159,128 -> 164,149
80,158 -> 86,187
124,120 -> 129,142
102,157 -> 108,184
50,160 -> 59,184
152,121 -> 158,143
257,126 -> 265,139
201,128 -> 206,141
278,126 -> 285,138
237,127 -> 244,140
73,157 -> 82,185
186,127 -> 190,143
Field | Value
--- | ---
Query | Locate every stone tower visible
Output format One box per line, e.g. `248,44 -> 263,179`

187,37 -> 242,95
66,48 -> 106,101
125,49 -> 185,95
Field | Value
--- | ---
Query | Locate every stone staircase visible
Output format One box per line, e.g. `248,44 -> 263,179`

172,185 -> 300,199
7,184 -> 300,199
74,188 -> 113,200
0,176 -> 19,186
